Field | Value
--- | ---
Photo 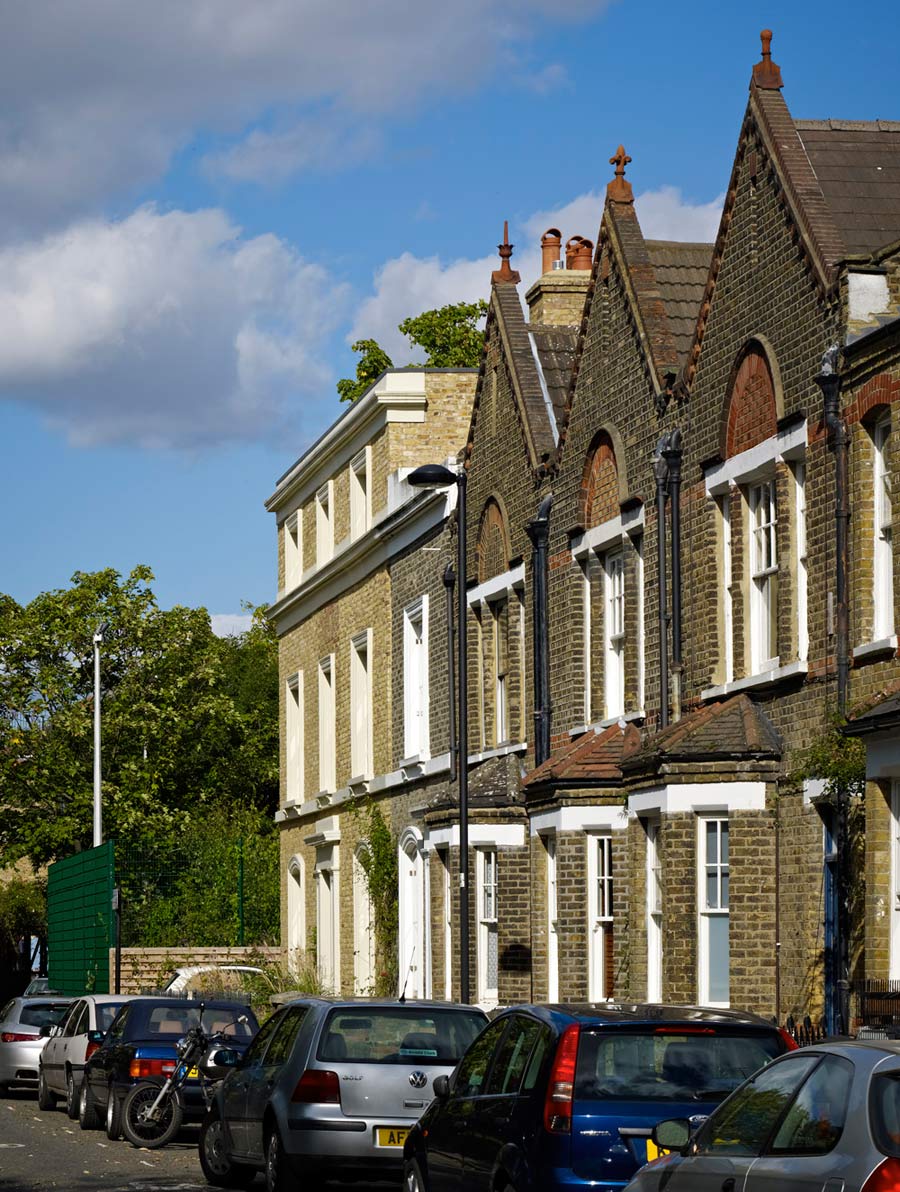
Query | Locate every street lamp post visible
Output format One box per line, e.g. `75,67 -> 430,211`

92,622 -> 109,848
408,463 -> 470,1004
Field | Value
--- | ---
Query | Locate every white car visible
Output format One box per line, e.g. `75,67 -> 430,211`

38,994 -> 133,1118
161,964 -> 267,996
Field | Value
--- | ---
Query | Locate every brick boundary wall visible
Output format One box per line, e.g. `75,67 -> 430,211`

109,946 -> 285,995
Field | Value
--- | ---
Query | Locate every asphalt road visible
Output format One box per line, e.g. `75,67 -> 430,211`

0,1088 -> 249,1192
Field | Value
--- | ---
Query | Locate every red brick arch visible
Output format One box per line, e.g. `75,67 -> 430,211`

724,344 -> 778,459
476,498 -> 511,582
580,432 -> 619,528
847,373 -> 900,428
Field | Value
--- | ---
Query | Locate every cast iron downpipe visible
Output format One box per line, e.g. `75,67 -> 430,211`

443,562 -> 457,784
816,343 -> 850,1035
526,495 -> 553,766
663,430 -> 684,722
653,437 -> 670,729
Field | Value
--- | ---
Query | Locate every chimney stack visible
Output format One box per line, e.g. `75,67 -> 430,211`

526,229 -> 592,326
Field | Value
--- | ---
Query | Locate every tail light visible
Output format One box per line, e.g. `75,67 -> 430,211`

129,1059 -> 176,1078
777,1028 -> 800,1052
862,1157 -> 900,1190
1,1032 -> 34,1043
291,1069 -> 341,1104
543,1024 -> 580,1134
84,1040 -> 101,1062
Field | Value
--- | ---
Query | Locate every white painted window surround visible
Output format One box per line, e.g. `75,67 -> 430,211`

793,461 -> 808,662
646,820 -> 662,1002
285,671 -> 303,805
286,854 -> 306,961
477,847 -> 499,1007
403,597 -> 430,760
698,817 -> 729,1007
349,448 -> 371,542
398,828 -> 425,1000
316,481 -> 334,567
545,835 -> 558,1001
892,781 -> 900,981
873,415 -> 894,642
588,834 -> 614,1001
284,511 -> 302,592
350,629 -> 373,780
719,494 -> 734,684
315,845 -> 340,993
749,479 -> 778,672
352,847 -> 375,994
604,548 -> 625,718
317,655 -> 336,794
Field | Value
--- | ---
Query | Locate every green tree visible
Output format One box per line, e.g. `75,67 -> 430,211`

337,338 -> 394,403
399,299 -> 488,367
0,568 -> 279,869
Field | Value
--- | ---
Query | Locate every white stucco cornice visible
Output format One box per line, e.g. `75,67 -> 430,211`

266,370 -> 429,514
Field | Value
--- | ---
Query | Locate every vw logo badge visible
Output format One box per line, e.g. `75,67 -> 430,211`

409,1070 -> 428,1089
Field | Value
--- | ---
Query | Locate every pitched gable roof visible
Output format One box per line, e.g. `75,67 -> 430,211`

528,324 -> 579,429
522,721 -> 641,788
645,241 -> 714,366
623,694 -> 782,769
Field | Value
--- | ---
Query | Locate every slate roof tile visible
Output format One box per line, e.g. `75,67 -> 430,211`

522,721 -> 641,788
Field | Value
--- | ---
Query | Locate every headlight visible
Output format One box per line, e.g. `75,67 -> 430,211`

176,1035 -> 190,1056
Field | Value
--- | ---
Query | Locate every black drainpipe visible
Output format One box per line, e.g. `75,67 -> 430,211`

815,344 -> 850,1035
526,494 -> 553,766
653,438 -> 670,729
443,562 -> 457,784
663,429 -> 684,721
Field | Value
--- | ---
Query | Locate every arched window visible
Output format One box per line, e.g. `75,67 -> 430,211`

286,854 -> 306,964
581,432 -> 619,530
476,499 -> 510,583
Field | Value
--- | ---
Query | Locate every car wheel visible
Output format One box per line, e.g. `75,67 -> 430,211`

265,1127 -> 292,1192
199,1113 -> 256,1188
404,1157 -> 429,1192
65,1071 -> 79,1119
37,1066 -> 56,1111
78,1079 -> 101,1131
106,1088 -> 123,1140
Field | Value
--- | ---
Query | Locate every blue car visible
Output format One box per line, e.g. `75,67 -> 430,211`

402,1003 -> 795,1192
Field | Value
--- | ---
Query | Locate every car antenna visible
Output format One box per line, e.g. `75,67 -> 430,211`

398,947 -> 416,1004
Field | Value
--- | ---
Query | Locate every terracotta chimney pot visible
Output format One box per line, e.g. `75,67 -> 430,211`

573,238 -> 593,271
565,236 -> 583,270
541,228 -> 562,274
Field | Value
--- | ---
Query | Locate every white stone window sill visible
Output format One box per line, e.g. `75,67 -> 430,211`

347,775 -> 371,793
702,659 -> 807,700
569,710 -> 645,738
853,636 -> 898,661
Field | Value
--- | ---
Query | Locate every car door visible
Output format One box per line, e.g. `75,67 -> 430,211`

425,1017 -> 508,1192
743,1054 -> 854,1190
661,1053 -> 821,1192
221,1009 -> 284,1156
463,1014 -> 547,1192
243,1005 -> 309,1160
44,1001 -> 83,1094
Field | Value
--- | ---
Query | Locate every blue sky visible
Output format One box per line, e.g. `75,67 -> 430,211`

1,0 -> 896,630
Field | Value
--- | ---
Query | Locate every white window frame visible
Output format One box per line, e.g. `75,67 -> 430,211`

476,847 -> 499,1006
284,511 -> 302,592
315,846 -> 340,993
874,415 -> 894,641
316,481 -> 334,567
603,548 -> 625,719
588,834 -> 614,1001
285,671 -> 303,805
891,782 -> 900,981
317,655 -> 336,793
793,462 -> 808,661
719,494 -> 734,684
698,817 -> 730,1007
635,534 -> 645,712
403,596 -> 430,760
491,600 -> 509,746
646,819 -> 662,1001
349,448 -> 371,542
749,479 -> 778,672
350,629 -> 373,780
581,559 -> 593,724
398,829 -> 425,1000
441,849 -> 453,1001
352,847 -> 375,994
545,835 -> 559,1001
286,854 -> 306,963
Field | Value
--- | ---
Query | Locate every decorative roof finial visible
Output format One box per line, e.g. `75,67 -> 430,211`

606,145 -> 634,203
492,220 -> 521,284
752,29 -> 783,90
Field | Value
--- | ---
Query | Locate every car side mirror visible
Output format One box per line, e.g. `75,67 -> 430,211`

653,1118 -> 692,1151
433,1074 -> 450,1100
202,1048 -> 240,1079
86,1029 -> 104,1044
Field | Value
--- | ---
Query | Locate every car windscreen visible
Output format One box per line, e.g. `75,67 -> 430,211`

96,1002 -> 128,1032
20,1002 -> 72,1029
317,1007 -> 486,1065
142,1005 -> 257,1040
575,1029 -> 783,1104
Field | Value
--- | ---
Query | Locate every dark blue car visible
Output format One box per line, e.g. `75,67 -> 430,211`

402,1003 -> 796,1192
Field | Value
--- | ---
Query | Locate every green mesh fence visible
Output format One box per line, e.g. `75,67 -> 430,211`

48,842 -> 114,994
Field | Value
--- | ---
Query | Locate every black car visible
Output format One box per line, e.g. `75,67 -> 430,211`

402,1003 -> 796,1192
78,997 -> 257,1141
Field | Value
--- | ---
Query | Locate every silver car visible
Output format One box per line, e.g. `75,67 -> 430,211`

0,996 -> 73,1093
624,1038 -> 900,1192
200,998 -> 488,1191
38,994 -> 133,1117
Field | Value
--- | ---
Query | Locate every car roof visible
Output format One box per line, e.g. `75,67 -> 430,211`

127,996 -> 256,1012
501,1002 -> 781,1029
81,994 -> 135,1004
275,997 -> 487,1012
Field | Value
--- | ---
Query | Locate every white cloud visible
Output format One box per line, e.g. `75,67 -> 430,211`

0,205 -> 351,448
0,0 -> 615,230
351,186 -> 722,360
210,613 -> 254,638
204,115 -> 383,185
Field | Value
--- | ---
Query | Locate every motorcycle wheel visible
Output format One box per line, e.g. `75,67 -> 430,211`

199,1113 -> 256,1188
122,1082 -> 183,1149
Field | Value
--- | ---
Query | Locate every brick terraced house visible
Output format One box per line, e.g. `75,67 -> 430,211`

268,33 -> 900,1028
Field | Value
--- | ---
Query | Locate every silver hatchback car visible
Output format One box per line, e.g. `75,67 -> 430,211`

0,996 -> 73,1092
200,998 -> 488,1191
625,1038 -> 900,1192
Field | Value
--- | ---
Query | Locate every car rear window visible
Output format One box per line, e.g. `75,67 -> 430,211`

317,1007 -> 485,1064
20,1002 -> 71,1029
96,1002 -> 128,1032
575,1029 -> 783,1104
144,1005 -> 256,1039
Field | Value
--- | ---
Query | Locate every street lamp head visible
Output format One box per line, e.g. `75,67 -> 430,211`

407,463 -> 458,489
93,619 -> 111,644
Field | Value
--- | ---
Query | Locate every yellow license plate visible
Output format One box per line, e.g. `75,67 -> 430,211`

187,1067 -> 199,1079
646,1140 -> 669,1162
375,1127 -> 408,1148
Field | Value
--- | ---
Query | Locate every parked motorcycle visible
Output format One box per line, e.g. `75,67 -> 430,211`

121,1005 -> 246,1149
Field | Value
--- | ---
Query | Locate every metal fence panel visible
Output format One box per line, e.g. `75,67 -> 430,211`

47,842 -> 114,995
